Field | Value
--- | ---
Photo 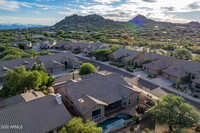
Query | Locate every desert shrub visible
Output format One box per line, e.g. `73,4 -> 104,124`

42,90 -> 48,95
147,75 -> 152,78
130,126 -> 134,132
142,128 -> 151,133
109,62 -> 117,66
195,125 -> 200,133
135,104 -> 148,114
174,128 -> 185,133
172,83 -> 176,88
117,63 -> 125,68
134,115 -> 140,124
183,86 -> 187,90
125,67 -> 133,72
193,95 -> 199,98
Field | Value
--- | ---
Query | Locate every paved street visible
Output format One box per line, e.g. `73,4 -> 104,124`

76,56 -> 200,110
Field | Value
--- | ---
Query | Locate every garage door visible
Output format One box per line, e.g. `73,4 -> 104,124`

53,67 -> 64,73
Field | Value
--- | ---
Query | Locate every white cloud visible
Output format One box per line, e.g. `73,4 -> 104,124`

34,11 -> 42,14
93,0 -> 121,4
0,0 -> 62,12
64,0 -> 200,23
58,10 -> 79,15
0,0 -> 19,11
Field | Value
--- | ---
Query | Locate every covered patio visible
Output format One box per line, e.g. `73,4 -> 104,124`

105,101 -> 122,115
97,102 -> 138,123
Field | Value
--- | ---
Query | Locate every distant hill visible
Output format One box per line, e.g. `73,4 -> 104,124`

130,15 -> 156,26
188,21 -> 200,26
0,24 -> 46,30
54,14 -> 125,31
54,14 -> 200,32
130,14 -> 200,27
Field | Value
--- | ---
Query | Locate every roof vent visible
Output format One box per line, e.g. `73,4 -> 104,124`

2,67 -> 9,71
78,98 -> 84,110
78,98 -> 84,103
23,61 -> 29,64
56,93 -> 62,104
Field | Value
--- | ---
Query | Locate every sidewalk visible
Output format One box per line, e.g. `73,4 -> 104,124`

76,54 -> 200,104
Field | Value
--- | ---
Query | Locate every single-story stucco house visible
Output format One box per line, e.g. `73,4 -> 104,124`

110,48 -> 144,65
37,52 -> 80,73
57,72 -> 143,122
162,59 -> 200,83
141,53 -> 176,75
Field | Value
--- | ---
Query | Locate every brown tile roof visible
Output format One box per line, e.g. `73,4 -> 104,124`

72,42 -> 89,49
0,94 -> 72,133
0,90 -> 45,108
63,73 -> 135,115
143,55 -> 176,70
38,52 -> 77,68
35,41 -> 55,47
53,41 -> 73,48
162,59 -> 200,78
0,58 -> 35,78
112,48 -> 141,59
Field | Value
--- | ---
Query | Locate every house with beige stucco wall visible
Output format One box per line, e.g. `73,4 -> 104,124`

56,72 -> 142,122
37,52 -> 80,73
110,48 -> 144,65
162,59 -> 200,85
140,53 -> 176,75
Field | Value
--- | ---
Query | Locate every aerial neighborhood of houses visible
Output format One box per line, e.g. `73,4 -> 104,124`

0,39 -> 200,133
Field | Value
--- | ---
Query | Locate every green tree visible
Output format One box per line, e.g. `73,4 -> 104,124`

46,76 -> 55,88
31,63 -> 46,72
0,54 -> 21,61
93,49 -> 112,60
39,51 -> 51,56
58,117 -> 102,133
110,45 -> 122,52
2,47 -> 24,57
193,48 -> 200,54
192,55 -> 200,62
18,43 -> 25,50
25,71 -> 41,91
151,94 -> 200,133
79,63 -> 96,75
0,66 -> 28,98
9,37 -> 18,42
56,30 -> 64,36
163,44 -> 175,51
176,78 -> 181,88
25,49 -> 38,57
173,48 -> 192,60
0,66 -> 55,98
0,45 -> 7,52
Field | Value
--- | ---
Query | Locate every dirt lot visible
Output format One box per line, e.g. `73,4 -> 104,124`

114,116 -> 155,133
113,116 -> 196,133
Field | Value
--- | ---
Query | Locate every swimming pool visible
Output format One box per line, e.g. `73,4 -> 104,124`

97,113 -> 134,132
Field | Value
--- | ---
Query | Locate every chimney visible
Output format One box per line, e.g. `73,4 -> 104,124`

56,93 -> 62,104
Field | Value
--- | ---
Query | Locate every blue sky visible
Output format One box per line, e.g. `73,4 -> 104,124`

0,0 -> 200,25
